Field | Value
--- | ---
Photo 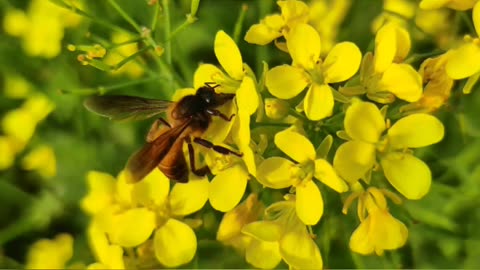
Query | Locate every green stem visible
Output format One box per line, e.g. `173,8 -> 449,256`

111,45 -> 152,71
0,216 -> 35,246
255,0 -> 274,75
162,0 -> 172,65
459,11 -> 476,35
233,4 -> 249,43
0,181 -> 34,206
404,49 -> 444,64
151,2 -> 160,32
107,0 -> 142,33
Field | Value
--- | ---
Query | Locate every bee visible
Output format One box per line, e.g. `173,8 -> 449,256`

84,83 -> 242,183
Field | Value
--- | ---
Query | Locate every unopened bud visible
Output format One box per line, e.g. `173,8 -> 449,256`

265,98 -> 289,120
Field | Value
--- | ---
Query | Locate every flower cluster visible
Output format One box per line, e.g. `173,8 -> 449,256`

17,0 -> 478,268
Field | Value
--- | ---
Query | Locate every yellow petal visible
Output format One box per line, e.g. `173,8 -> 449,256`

257,157 -> 297,188
314,159 -> 348,193
394,26 -> 411,62
132,168 -> 170,207
296,180 -> 324,225
21,145 -> 56,179
381,152 -> 431,200
246,239 -> 282,269
154,219 -> 197,267
323,42 -> 362,83
23,94 -> 55,122
115,170 -> 134,205
87,221 -> 125,269
266,65 -> 310,99
446,43 -> 480,79
286,24 -> 321,70
304,83 -> 334,120
242,221 -> 282,242
214,31 -> 243,80
274,129 -> 315,163
344,101 -> 385,142
108,208 -> 156,247
279,231 -> 323,269
380,63 -> 422,102
209,164 -> 249,212
374,23 -> 396,73
2,108 -> 36,145
169,177 -> 209,216
3,9 -> 29,36
474,1 -> 480,37
25,234 -> 73,269
278,0 -> 310,23
333,141 -> 376,183
193,64 -> 224,89
0,136 -> 16,170
388,114 -> 444,149
419,0 -> 449,10
236,76 -> 258,115
350,209 -> 408,255
81,171 -> 116,215
244,19 -> 282,45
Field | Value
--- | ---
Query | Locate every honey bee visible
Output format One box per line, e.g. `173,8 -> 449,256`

84,83 -> 242,183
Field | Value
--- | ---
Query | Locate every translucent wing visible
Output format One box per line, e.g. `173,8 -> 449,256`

83,95 -> 172,121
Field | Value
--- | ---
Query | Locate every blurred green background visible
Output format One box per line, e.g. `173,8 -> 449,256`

1,0 -> 480,268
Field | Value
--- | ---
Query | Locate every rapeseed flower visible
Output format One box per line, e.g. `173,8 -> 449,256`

242,197 -> 323,269
25,234 -> 74,269
334,100 -> 444,199
419,0 -> 477,10
244,0 -> 309,47
81,170 -> 209,267
266,23 -> 361,120
344,187 -> 408,255
340,23 -> 422,103
257,129 -> 348,225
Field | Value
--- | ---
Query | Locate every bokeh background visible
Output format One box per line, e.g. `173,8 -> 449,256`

1,0 -> 480,268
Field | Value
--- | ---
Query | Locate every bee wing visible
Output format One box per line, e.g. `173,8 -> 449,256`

84,95 -> 172,121
125,119 -> 192,183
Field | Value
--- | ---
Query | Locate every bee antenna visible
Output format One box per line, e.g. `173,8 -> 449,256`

204,82 -> 220,89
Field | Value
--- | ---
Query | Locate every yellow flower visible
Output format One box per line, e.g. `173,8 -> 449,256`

266,23 -> 361,120
25,234 -> 73,269
3,74 -> 32,99
333,100 -> 444,199
401,53 -> 454,113
257,129 -> 348,225
308,0 -> 352,55
419,0 -> 477,10
0,136 -> 17,170
445,1 -> 480,93
3,0 -> 82,58
104,32 -> 145,78
341,23 -> 422,103
21,145 -> 56,179
242,198 -> 323,269
82,169 -> 208,267
344,187 -> 408,255
244,0 -> 309,46
217,194 -> 264,253
87,220 -> 125,269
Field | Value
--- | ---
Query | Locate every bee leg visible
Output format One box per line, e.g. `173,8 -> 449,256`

206,109 -> 235,122
146,117 -> 172,142
192,137 -> 243,157
185,136 -> 211,176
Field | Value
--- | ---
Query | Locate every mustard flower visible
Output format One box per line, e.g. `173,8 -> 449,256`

257,129 -> 348,225
21,145 -> 57,179
244,0 -> 309,46
419,0 -> 477,10
241,198 -> 323,269
266,23 -> 361,120
25,234 -> 73,269
216,194 -> 264,253
445,1 -> 480,93
308,0 -> 352,55
340,23 -> 422,103
104,32 -> 145,78
81,170 -> 209,267
401,53 -> 454,113
344,187 -> 407,255
333,100 -> 444,200
3,0 -> 82,58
